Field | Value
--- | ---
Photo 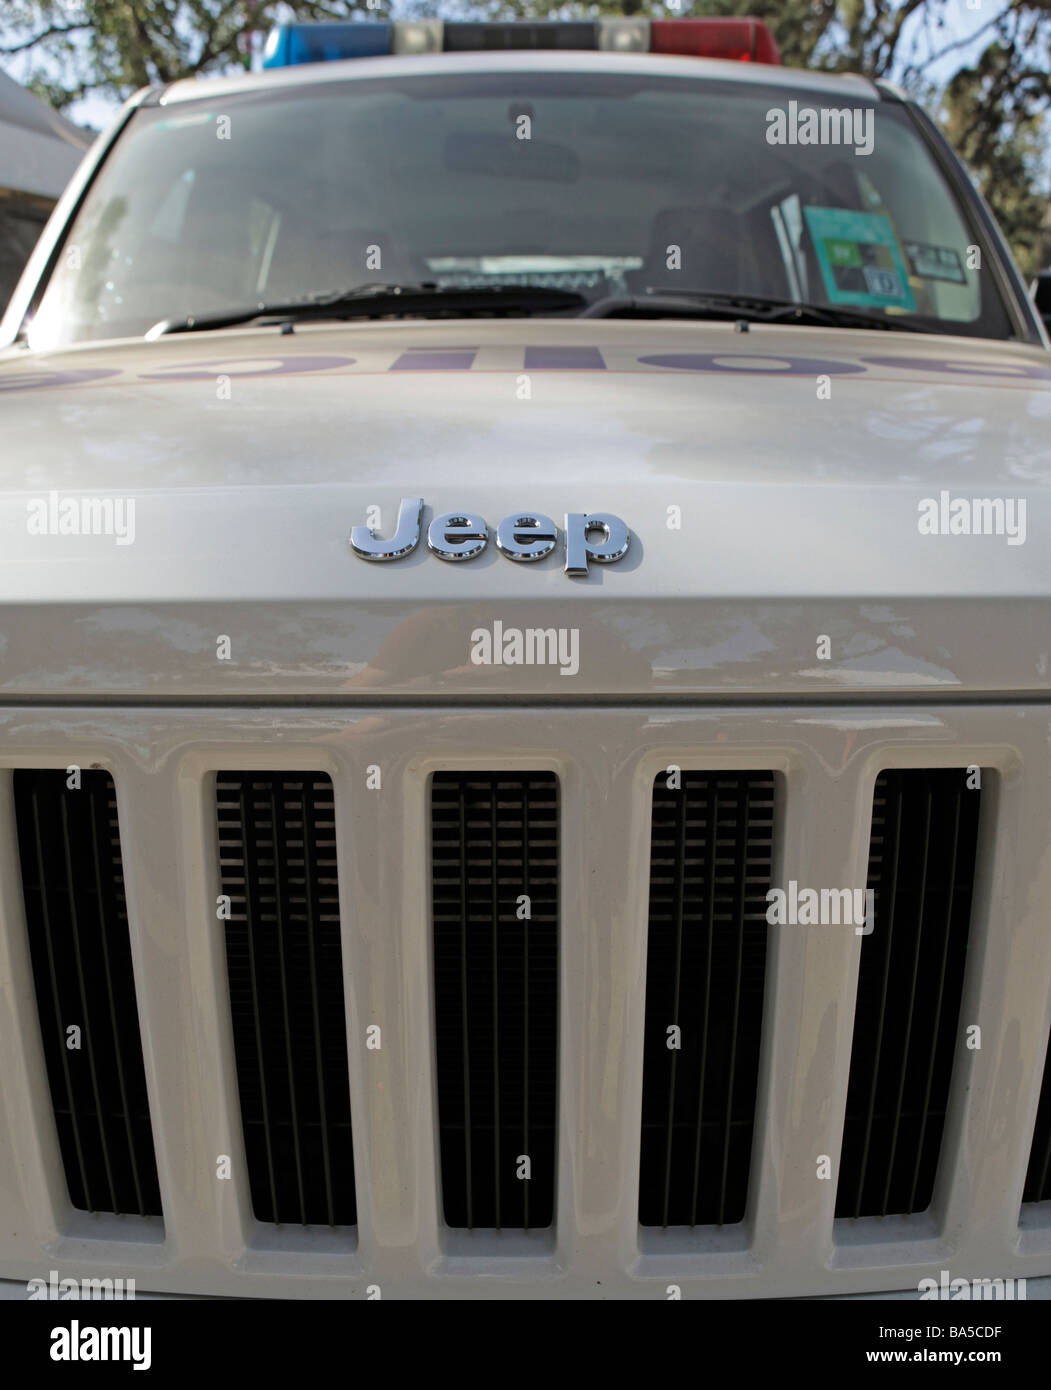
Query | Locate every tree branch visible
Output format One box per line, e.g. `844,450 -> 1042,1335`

903,0 -> 1019,74
0,22 -> 93,55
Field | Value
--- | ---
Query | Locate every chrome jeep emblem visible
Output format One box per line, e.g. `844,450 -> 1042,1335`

350,498 -> 630,577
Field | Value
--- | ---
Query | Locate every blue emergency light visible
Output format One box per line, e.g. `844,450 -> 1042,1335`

262,18 -> 780,68
263,21 -> 393,68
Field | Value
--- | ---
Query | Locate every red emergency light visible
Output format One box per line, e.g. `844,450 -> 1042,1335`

651,18 -> 781,64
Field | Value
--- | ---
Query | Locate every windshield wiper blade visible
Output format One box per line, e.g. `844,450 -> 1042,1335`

582,289 -> 923,332
146,283 -> 588,337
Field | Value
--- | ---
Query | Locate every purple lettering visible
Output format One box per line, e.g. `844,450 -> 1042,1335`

138,355 -> 354,380
636,353 -> 865,376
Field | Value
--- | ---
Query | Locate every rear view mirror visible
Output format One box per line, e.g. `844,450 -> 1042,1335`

444,130 -> 580,183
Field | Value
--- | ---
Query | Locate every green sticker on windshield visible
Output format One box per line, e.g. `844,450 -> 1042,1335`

803,206 -> 915,312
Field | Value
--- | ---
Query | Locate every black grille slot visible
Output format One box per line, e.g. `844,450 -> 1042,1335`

216,772 -> 355,1227
1023,1039 -> 1051,1205
837,769 -> 981,1219
14,769 -> 161,1218
639,771 -> 775,1228
431,772 -> 558,1230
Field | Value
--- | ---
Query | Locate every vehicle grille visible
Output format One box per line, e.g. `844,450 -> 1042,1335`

216,772 -> 356,1227
837,769 -> 981,1219
431,771 -> 559,1229
13,769 -> 161,1218
638,770 -> 775,1227
2,706 -> 1048,1298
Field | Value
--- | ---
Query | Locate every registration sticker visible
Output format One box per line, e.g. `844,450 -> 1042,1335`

803,206 -> 916,312
904,241 -> 967,284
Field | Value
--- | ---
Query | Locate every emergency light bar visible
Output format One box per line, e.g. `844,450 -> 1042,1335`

262,17 -> 781,69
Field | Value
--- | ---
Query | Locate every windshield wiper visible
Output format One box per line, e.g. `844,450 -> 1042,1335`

146,282 -> 588,337
582,289 -> 923,332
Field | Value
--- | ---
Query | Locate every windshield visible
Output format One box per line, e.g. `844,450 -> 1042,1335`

27,69 -> 1014,348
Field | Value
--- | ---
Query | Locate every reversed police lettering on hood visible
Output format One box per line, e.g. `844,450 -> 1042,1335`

350,498 -> 631,577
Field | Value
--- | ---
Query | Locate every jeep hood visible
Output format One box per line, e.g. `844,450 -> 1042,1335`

1,318 -> 1049,699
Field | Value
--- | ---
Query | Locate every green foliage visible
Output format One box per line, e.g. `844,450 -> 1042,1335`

942,29 -> 1051,278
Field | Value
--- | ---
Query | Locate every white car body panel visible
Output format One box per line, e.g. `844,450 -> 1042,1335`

0,320 -> 1049,699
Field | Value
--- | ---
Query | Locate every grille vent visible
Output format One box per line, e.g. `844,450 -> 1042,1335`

836,769 -> 981,1219
431,772 -> 559,1230
216,772 -> 356,1227
1023,1037 -> 1051,1206
638,770 -> 776,1228
14,769 -> 162,1218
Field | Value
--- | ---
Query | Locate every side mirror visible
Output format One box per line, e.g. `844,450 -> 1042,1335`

1031,269 -> 1051,334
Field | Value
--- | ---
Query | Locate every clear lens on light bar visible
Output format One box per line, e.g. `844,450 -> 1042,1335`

393,20 -> 443,55
597,19 -> 651,53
